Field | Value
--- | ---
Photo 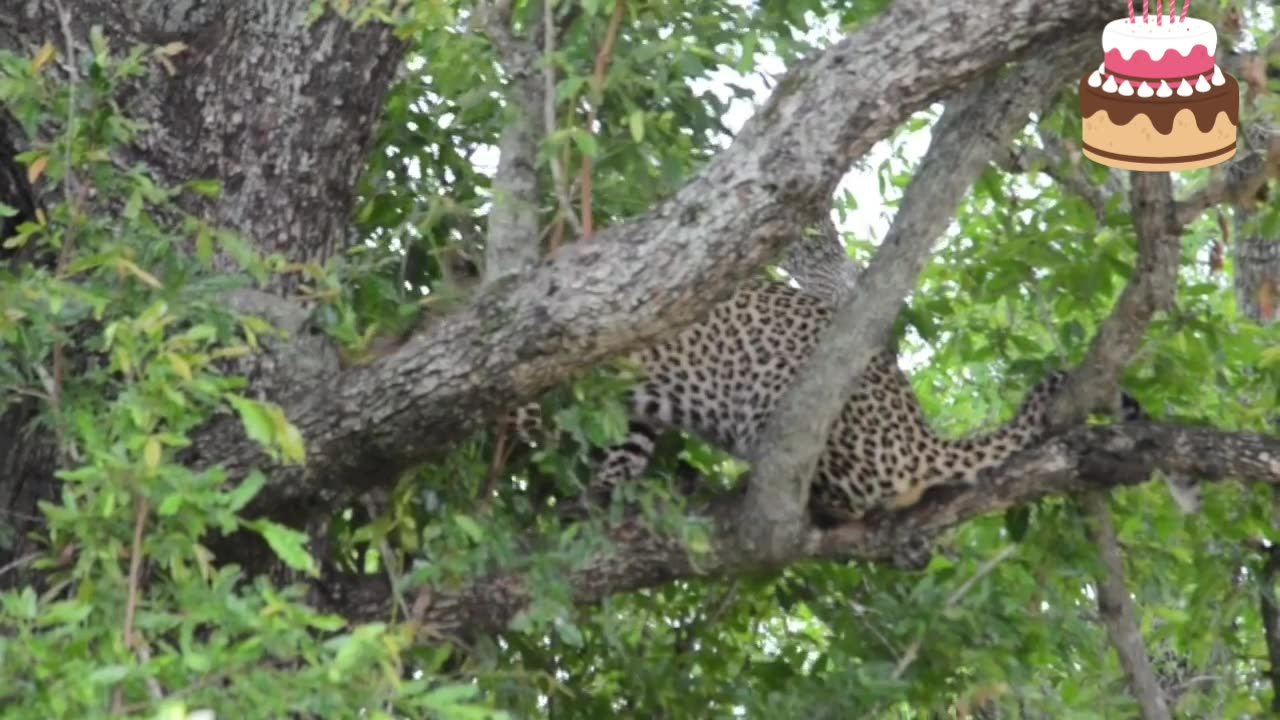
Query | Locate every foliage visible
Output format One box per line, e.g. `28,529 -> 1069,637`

3,0 -> 1280,718
0,32 -> 500,720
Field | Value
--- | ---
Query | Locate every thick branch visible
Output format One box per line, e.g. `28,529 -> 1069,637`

1051,171 -> 1181,717
736,35 -> 1096,559
477,0 -> 546,281
1176,122 -> 1280,228
186,0 -> 1122,520
1259,518 -> 1280,712
319,422 -> 1280,636
1039,152 -> 1196,717
1082,491 -> 1172,720
1052,172 -> 1179,425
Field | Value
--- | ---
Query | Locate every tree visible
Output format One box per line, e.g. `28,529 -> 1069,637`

1,0 -> 1279,717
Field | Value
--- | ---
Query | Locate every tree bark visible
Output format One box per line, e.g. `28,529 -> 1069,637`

179,0 -> 1126,529
324,421 -> 1280,636
1,0 -> 1275,654
0,0 -> 407,577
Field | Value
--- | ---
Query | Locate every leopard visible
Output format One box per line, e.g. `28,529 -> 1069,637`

506,278 -> 1144,524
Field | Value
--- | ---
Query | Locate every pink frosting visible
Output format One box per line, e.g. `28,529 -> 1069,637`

1104,44 -> 1214,80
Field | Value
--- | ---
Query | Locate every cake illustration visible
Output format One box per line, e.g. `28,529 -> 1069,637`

1080,7 -> 1239,171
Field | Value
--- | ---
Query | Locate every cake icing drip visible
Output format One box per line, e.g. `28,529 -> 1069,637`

1105,45 -> 1214,80
1080,73 -> 1240,135
1102,18 -> 1217,61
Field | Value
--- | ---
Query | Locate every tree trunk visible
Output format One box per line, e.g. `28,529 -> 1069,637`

0,0 -> 408,578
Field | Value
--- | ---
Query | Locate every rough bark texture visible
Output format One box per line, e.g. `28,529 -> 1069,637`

323,421 -> 1280,636
1050,167 -> 1181,717
2,0 -> 1278,660
167,0 -> 1126,529
477,0 -> 546,283
0,0 -> 406,574
1083,491 -> 1173,720
1234,234 -> 1280,325
737,36 -> 1097,561
1260,529 -> 1280,713
0,2 -> 405,282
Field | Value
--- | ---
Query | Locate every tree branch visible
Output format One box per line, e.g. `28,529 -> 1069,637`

476,0 -> 546,281
577,0 -> 625,241
318,421 -> 1280,636
1081,490 -> 1172,720
1258,517 -> 1280,713
1059,173 -> 1179,423
184,0 -> 1123,523
1043,168 -> 1182,717
736,34 -> 1097,560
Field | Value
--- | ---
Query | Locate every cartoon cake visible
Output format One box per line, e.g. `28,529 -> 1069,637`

1080,6 -> 1239,171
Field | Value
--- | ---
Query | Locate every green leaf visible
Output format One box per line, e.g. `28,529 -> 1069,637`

185,178 -> 223,198
1260,346 -> 1280,369
422,683 -> 480,707
1005,505 -> 1032,542
628,110 -> 644,143
454,514 -> 485,543
225,471 -> 267,512
568,128 -> 599,158
248,519 -> 318,577
227,395 -> 275,451
157,493 -> 184,516
267,404 -> 307,464
88,665 -> 129,685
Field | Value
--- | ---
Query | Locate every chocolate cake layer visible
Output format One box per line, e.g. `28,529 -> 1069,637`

1079,73 -> 1239,135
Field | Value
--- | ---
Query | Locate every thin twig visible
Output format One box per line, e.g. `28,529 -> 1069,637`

483,428 -> 512,506
577,0 -> 624,241
673,581 -> 740,655
363,496 -> 412,623
49,0 -> 81,466
543,0 -> 580,253
892,544 -> 1017,679
0,551 -> 39,579
111,496 -> 151,714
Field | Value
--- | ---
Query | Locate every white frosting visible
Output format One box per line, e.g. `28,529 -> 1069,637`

1102,17 -> 1217,61
1088,64 -> 1227,97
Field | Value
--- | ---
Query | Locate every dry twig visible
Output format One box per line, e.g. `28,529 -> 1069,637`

577,0 -> 624,241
